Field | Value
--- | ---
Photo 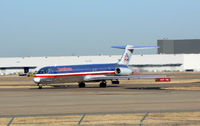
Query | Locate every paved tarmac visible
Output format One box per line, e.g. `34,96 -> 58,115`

0,83 -> 200,116
0,74 -> 200,125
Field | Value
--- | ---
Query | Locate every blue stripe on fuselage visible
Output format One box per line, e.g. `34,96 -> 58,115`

37,63 -> 128,74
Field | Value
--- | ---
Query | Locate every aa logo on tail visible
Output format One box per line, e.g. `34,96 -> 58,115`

124,53 -> 129,62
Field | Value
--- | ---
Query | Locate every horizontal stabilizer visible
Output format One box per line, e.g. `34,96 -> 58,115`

111,46 -> 127,49
112,45 -> 159,50
132,46 -> 159,50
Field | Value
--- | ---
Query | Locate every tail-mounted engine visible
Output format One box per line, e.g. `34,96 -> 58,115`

115,67 -> 132,76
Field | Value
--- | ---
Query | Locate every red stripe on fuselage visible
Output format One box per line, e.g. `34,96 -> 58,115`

34,72 -> 115,78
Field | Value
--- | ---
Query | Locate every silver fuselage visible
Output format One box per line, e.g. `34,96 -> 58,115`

33,63 -> 129,84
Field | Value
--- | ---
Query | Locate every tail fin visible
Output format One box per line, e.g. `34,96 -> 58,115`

112,45 -> 159,65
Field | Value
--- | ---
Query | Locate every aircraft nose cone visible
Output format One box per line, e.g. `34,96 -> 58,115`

33,77 -> 40,83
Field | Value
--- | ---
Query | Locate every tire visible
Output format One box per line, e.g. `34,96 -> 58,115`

79,82 -> 86,88
38,84 -> 43,89
100,82 -> 107,88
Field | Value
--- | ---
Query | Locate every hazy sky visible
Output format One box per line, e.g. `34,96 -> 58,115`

0,0 -> 200,57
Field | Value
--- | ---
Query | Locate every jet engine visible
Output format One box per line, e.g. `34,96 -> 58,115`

115,67 -> 133,76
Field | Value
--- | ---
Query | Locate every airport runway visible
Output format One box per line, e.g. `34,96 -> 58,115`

0,74 -> 200,125
0,84 -> 200,116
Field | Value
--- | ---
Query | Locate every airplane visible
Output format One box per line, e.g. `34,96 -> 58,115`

33,45 -> 164,89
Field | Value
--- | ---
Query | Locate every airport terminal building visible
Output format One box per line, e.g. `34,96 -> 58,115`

1,39 -> 200,75
0,54 -> 200,75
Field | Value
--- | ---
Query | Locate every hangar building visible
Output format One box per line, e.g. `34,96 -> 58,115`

1,39 -> 200,75
158,39 -> 200,54
0,54 -> 200,75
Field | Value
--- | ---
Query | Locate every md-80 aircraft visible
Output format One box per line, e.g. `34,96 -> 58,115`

33,45 -> 163,89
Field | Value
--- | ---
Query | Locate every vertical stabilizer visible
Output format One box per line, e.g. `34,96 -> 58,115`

119,45 -> 134,65
112,45 -> 134,65
112,45 -> 159,65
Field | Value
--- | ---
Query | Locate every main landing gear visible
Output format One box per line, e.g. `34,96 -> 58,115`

78,81 -> 107,88
99,81 -> 107,88
79,82 -> 86,88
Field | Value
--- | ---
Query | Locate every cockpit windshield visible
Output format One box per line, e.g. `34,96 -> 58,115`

37,67 -> 56,74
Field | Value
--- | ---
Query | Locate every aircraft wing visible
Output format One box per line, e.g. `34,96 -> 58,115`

84,75 -> 166,81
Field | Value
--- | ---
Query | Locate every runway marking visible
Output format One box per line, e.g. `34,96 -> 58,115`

140,112 -> 149,126
78,113 -> 86,126
7,117 -> 14,126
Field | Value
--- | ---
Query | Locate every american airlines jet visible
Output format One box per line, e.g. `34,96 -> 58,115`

33,45 -> 163,89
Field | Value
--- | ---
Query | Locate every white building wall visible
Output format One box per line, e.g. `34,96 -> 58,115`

0,55 -> 121,72
2,54 -> 200,74
183,54 -> 200,71
131,66 -> 183,72
131,54 -> 183,65
130,54 -> 184,72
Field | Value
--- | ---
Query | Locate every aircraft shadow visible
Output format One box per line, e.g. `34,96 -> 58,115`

30,85 -> 120,90
126,87 -> 162,90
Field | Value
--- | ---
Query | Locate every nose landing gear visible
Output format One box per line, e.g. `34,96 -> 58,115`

38,84 -> 43,89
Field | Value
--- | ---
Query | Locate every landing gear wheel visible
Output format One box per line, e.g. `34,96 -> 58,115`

100,81 -> 107,88
79,82 -> 86,88
38,84 -> 43,89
